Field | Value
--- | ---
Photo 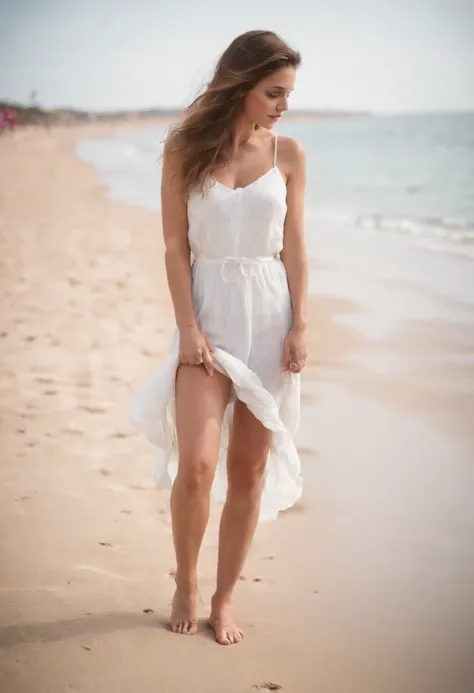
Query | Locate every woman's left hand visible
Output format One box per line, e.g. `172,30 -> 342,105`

281,327 -> 307,373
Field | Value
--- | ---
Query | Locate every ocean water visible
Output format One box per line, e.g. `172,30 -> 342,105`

77,113 -> 474,333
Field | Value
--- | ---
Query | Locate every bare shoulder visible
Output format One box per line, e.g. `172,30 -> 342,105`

276,136 -> 306,181
163,126 -> 184,160
161,127 -> 187,190
277,135 -> 305,157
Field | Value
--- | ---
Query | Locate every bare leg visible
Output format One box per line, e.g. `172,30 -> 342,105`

210,401 -> 271,645
170,365 -> 230,635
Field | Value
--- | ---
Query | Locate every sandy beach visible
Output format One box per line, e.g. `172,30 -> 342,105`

1,123 -> 473,693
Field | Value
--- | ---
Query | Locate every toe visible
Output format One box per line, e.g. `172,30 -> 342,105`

209,615 -> 243,645
219,631 -> 231,646
213,623 -> 231,645
232,630 -> 242,644
229,632 -> 237,644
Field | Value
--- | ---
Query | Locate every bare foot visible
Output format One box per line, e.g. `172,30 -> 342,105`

209,600 -> 243,645
170,589 -> 198,635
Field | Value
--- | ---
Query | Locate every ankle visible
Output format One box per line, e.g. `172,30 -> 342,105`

175,572 -> 198,596
211,592 -> 232,612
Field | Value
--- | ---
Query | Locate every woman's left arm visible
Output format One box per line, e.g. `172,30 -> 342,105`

280,138 -> 308,373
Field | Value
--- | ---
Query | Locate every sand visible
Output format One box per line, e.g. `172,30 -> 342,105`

1,123 -> 473,693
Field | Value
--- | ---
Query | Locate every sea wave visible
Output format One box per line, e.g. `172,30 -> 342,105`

305,207 -> 474,260
355,214 -> 474,258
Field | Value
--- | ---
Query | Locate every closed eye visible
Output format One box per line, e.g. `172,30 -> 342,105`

267,91 -> 292,99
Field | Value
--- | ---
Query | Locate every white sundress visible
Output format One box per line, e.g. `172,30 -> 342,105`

130,136 -> 302,521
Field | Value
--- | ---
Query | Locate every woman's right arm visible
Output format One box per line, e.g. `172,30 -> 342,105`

161,137 -> 214,375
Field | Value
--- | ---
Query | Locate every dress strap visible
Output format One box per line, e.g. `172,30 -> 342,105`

273,135 -> 278,167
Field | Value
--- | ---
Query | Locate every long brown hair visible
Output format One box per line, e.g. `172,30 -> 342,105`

166,30 -> 301,194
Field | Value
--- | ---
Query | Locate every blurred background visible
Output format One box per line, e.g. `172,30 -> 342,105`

3,0 -> 473,298
1,2 -> 473,692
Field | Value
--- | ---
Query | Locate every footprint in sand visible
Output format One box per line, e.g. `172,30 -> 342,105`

251,576 -> 277,585
80,405 -> 106,414
141,348 -> 158,358
44,389 -> 57,396
35,376 -> 54,384
60,427 -> 84,436
108,431 -> 129,439
297,446 -> 317,457
253,684 -> 283,691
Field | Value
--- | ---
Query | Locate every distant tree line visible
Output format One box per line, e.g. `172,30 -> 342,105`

0,99 -> 369,128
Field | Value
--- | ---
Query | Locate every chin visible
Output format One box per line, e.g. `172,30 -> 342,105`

266,116 -> 282,129
253,114 -> 279,129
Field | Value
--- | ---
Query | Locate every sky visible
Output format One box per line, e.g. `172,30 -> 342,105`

0,0 -> 473,113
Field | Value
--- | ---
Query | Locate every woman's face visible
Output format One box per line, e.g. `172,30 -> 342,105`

244,66 -> 296,129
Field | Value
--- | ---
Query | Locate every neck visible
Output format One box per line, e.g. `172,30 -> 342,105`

231,113 -> 257,152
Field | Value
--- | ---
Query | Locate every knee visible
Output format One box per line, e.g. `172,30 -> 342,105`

176,456 -> 215,496
228,457 -> 266,496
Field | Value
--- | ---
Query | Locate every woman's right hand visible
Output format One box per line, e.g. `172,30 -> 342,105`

179,326 -> 215,376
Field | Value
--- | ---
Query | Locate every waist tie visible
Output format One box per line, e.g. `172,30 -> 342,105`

194,254 -> 279,284
195,255 -> 277,264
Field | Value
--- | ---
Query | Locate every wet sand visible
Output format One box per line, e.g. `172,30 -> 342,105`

1,123 -> 473,693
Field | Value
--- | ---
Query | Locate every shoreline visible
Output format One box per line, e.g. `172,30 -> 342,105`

1,120 -> 473,693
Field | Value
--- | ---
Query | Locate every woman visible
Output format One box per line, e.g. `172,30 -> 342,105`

131,29 -> 308,645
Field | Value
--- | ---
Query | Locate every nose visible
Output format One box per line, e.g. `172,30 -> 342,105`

278,96 -> 289,113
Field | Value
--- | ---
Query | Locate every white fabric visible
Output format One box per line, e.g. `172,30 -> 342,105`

130,136 -> 302,521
